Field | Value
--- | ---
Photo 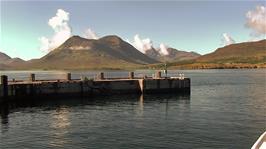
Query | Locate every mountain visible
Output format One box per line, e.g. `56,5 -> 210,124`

168,39 -> 266,69
2,37 -> 265,70
196,39 -> 266,64
0,52 -> 25,69
145,47 -> 200,62
0,52 -> 11,62
22,35 -> 158,70
6,58 -> 25,67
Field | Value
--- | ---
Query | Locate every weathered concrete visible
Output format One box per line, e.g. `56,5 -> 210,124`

142,78 -> 190,94
0,72 -> 190,102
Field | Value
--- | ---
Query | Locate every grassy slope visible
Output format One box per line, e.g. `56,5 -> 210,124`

11,35 -> 156,70
17,50 -> 141,70
196,40 -> 266,63
167,40 -> 266,69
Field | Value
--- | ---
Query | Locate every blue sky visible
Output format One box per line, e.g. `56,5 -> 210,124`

0,0 -> 265,60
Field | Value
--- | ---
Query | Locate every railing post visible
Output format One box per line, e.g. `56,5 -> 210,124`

97,72 -> 104,80
129,72 -> 134,79
156,71 -> 161,79
1,75 -> 8,98
29,73 -> 35,82
66,73 -> 71,81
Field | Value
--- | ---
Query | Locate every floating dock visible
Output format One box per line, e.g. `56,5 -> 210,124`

0,72 -> 190,103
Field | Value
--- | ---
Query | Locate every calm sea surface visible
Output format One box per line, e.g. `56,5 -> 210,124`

0,69 -> 265,149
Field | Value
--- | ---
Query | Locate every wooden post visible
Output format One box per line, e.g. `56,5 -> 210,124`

129,72 -> 134,79
66,73 -> 71,81
1,75 -> 8,98
97,72 -> 104,80
156,71 -> 161,79
29,73 -> 35,82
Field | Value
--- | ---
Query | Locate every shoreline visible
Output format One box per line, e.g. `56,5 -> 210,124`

1,65 -> 266,71
1,67 -> 266,71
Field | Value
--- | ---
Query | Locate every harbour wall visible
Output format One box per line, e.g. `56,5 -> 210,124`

0,72 -> 190,102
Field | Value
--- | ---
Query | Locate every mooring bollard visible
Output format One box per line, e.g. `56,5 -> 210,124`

156,71 -> 162,79
129,72 -> 134,79
29,73 -> 35,82
97,72 -> 104,80
66,73 -> 71,81
1,75 -> 8,98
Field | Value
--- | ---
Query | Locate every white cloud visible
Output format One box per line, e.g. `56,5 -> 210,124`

246,5 -> 266,36
39,9 -> 72,53
127,34 -> 171,56
39,37 -> 50,52
48,9 -> 69,30
221,33 -> 235,46
158,43 -> 169,56
128,34 -> 153,54
83,28 -> 99,39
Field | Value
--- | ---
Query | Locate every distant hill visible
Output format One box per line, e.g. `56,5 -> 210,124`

21,35 -> 158,70
145,47 -> 200,62
196,39 -> 266,64
1,37 -> 265,70
0,52 -> 25,69
168,39 -> 266,69
0,52 -> 11,61
0,63 -> 9,70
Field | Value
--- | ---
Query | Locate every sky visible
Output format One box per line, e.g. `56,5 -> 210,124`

0,0 -> 265,60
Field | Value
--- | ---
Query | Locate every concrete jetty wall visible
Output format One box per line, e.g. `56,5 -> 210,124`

0,72 -> 190,102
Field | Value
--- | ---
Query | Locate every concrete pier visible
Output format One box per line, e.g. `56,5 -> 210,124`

0,72 -> 190,102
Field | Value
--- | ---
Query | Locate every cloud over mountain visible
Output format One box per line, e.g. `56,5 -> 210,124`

127,34 -> 153,54
127,34 -> 170,56
39,9 -> 72,53
246,5 -> 266,36
158,43 -> 169,56
221,33 -> 235,46
83,28 -> 99,39
39,9 -> 99,53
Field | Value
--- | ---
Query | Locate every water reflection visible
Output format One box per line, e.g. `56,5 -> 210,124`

143,94 -> 191,119
51,107 -> 71,129
0,104 -> 9,133
49,106 -> 71,147
0,93 -> 190,131
0,105 -> 9,125
137,94 -> 144,117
